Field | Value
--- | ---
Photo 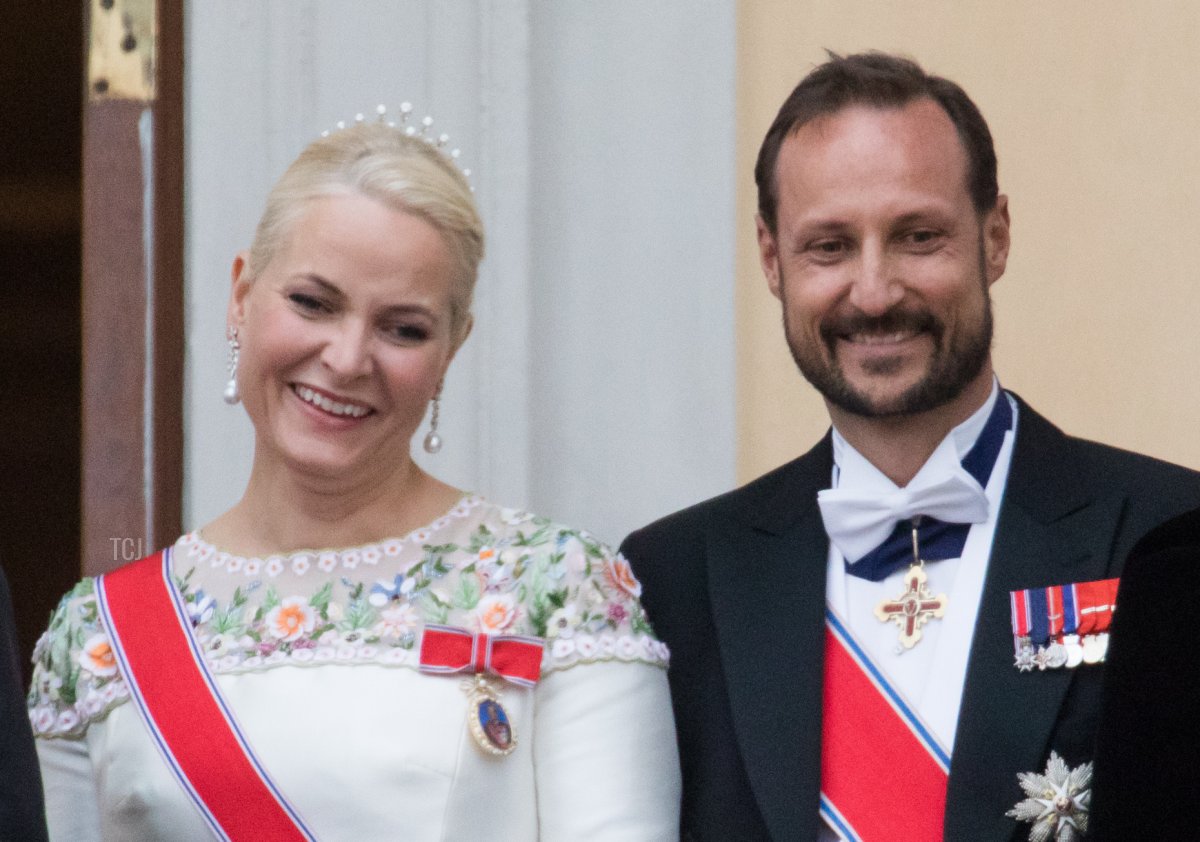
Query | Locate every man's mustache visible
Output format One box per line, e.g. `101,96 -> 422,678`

819,308 -> 943,345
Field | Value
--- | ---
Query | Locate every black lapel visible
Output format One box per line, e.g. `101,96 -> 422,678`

944,399 -> 1126,841
706,437 -> 832,842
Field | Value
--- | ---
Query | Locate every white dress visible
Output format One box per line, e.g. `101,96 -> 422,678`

30,497 -> 680,841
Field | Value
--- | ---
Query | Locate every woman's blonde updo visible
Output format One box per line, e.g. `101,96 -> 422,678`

245,121 -> 484,336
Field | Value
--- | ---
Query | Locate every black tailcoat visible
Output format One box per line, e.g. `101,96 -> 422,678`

1090,505 -> 1200,840
621,397 -> 1200,842
0,564 -> 49,841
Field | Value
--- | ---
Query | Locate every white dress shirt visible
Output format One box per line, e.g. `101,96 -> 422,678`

818,383 -> 1018,841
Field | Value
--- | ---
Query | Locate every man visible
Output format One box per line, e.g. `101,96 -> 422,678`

622,52 -> 1200,841
1,563 -> 49,841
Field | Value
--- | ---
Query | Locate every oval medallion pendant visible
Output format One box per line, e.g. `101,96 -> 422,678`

466,676 -> 517,757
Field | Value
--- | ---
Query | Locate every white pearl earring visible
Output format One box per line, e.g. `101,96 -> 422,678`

423,383 -> 443,454
223,326 -> 241,405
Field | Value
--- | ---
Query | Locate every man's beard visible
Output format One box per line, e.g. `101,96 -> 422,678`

781,265 -> 993,419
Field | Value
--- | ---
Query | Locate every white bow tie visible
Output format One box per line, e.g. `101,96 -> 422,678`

817,468 -> 989,564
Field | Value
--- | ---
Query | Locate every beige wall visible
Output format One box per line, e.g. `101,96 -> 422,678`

737,1 -> 1200,482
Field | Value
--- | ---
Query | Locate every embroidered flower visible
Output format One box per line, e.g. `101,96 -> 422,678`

31,707 -> 55,734
597,632 -> 618,657
187,590 -> 216,625
265,556 -> 285,577
547,603 -> 581,639
383,539 -> 404,557
81,691 -> 106,718
369,574 -> 414,606
607,602 -> 629,625
576,636 -> 599,659
478,549 -> 519,592
476,594 -> 518,633
604,554 -> 643,598
101,682 -> 127,704
78,633 -> 118,677
617,637 -> 641,659
265,597 -> 316,641
244,558 -> 262,576
317,552 -> 339,572
291,554 -> 311,576
34,672 -> 63,705
551,637 -> 576,660
342,550 -> 361,570
374,603 -> 420,640
382,647 -> 410,665
55,709 -> 80,732
206,633 -> 240,659
362,548 -> 381,566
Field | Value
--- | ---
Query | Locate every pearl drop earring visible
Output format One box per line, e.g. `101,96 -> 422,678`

223,326 -> 241,405
423,383 -> 443,454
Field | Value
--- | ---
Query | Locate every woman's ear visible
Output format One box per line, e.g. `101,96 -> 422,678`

228,252 -> 252,326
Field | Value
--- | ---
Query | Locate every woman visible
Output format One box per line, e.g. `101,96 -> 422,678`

30,112 -> 680,840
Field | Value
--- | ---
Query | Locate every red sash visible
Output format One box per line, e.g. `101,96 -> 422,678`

96,551 -> 315,841
820,610 -> 950,841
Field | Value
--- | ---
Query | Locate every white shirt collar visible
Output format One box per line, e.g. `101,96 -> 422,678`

830,378 -> 1001,495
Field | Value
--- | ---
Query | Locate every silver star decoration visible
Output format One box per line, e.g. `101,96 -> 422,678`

1006,751 -> 1092,842
1014,645 -> 1036,672
1033,647 -> 1052,672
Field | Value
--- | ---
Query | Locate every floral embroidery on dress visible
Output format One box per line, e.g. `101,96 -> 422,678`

28,498 -> 668,739
28,579 -> 131,739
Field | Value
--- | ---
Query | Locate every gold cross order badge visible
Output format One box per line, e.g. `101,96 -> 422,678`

874,565 -> 947,649
873,521 -> 949,650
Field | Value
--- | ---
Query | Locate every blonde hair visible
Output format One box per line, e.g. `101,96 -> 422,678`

246,122 -> 484,335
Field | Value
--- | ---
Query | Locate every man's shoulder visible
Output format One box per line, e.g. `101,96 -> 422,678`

1015,398 -> 1200,492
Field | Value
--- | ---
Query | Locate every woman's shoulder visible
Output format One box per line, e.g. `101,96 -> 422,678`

465,501 -> 670,675
28,576 -> 130,740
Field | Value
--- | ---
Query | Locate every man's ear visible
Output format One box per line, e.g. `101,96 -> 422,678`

983,195 -> 1010,286
756,214 -> 783,300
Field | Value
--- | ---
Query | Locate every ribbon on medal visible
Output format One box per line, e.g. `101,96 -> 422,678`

417,624 -> 543,686
418,624 -> 544,757
1011,577 -> 1118,672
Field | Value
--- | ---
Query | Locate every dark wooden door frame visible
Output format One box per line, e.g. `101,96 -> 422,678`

81,0 -> 184,576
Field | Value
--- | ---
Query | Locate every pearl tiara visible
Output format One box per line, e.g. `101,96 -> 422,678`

321,103 -> 473,188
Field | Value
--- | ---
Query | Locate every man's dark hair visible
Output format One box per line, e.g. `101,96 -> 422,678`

754,51 -> 998,233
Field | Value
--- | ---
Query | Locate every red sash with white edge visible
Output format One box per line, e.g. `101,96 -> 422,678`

820,609 -> 951,841
95,550 -> 316,842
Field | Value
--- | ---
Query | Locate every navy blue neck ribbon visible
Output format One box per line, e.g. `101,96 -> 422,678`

844,392 -> 1013,582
